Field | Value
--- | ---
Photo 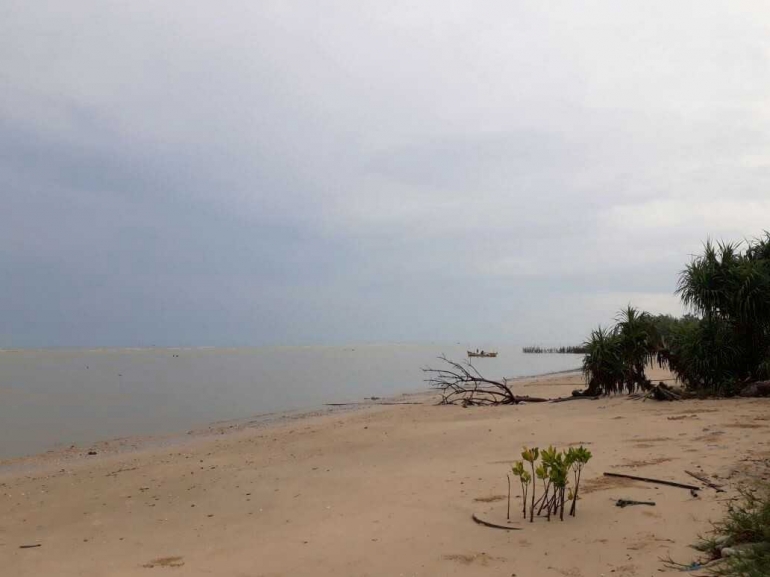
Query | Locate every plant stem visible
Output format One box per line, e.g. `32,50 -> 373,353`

570,467 -> 582,517
521,482 -> 527,519
537,481 -> 550,515
529,462 -> 536,523
507,475 -> 511,521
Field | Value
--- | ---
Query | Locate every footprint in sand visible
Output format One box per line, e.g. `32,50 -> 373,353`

443,552 -> 501,566
626,532 -> 675,550
581,475 -> 641,494
142,556 -> 184,569
619,457 -> 674,468
473,494 -> 507,503
610,563 -> 639,576
549,567 -> 583,577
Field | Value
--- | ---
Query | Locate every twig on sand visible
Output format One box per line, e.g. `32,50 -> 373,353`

662,554 -> 723,573
471,513 -> 523,531
615,499 -> 656,508
685,470 -> 725,492
628,383 -> 682,401
603,472 -> 699,491
550,395 -> 601,403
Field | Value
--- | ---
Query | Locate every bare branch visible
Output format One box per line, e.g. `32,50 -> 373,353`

423,355 -> 518,406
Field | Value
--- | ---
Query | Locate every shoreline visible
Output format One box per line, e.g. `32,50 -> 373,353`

0,369 -> 580,470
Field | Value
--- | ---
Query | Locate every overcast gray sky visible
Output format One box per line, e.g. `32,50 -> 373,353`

2,1 -> 770,348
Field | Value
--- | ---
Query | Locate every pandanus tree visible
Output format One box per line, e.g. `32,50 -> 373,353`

582,307 -> 662,395
673,235 -> 770,390
615,306 -> 660,392
582,327 -> 624,396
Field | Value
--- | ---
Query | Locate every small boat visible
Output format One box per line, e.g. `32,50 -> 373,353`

467,350 -> 498,358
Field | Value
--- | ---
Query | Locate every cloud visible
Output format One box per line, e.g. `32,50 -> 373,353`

1,1 -> 770,347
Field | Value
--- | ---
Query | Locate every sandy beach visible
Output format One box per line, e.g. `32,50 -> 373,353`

2,366 -> 769,576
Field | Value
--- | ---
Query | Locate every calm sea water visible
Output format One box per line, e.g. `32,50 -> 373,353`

0,344 -> 581,459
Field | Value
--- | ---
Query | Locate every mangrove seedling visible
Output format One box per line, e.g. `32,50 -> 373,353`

522,446 -> 540,522
506,474 -> 511,520
548,452 -> 569,521
567,445 -> 592,517
534,445 -> 557,516
511,461 -> 530,519
535,462 -> 551,516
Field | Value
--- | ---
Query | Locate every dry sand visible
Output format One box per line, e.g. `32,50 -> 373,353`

2,366 -> 769,576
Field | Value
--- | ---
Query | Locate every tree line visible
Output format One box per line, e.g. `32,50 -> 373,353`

582,233 -> 770,396
522,346 -> 588,354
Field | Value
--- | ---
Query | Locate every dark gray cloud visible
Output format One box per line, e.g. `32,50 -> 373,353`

2,1 -> 770,347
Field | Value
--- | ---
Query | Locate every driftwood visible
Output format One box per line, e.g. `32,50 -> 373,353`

616,499 -> 656,508
685,470 -> 725,492
739,381 -> 770,397
551,395 -> 600,403
471,513 -> 523,531
424,356 -> 601,406
424,356 -> 518,405
631,383 -> 682,401
603,472 -> 699,491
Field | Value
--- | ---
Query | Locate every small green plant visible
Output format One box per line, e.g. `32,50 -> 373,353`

690,483 -> 770,576
535,457 -> 551,516
549,451 -> 569,521
511,461 -> 530,519
567,446 -> 592,516
510,445 -> 591,523
522,446 -> 540,523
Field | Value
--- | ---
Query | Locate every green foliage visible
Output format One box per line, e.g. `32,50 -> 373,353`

582,307 -> 660,395
582,326 -> 624,395
581,233 -> 770,395
521,446 -> 539,464
696,484 -> 770,577
615,306 -> 660,390
522,345 -> 588,354
669,233 -> 770,392
547,452 -> 568,488
661,316 -> 745,394
511,445 -> 591,523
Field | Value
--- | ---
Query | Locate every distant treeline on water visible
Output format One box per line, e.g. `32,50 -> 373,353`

522,345 -> 588,354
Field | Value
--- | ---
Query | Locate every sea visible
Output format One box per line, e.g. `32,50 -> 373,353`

0,344 -> 582,459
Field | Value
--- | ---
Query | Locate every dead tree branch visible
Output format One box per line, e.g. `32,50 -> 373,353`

423,355 -> 518,406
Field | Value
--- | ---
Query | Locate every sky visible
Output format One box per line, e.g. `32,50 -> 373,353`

2,1 -> 770,348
